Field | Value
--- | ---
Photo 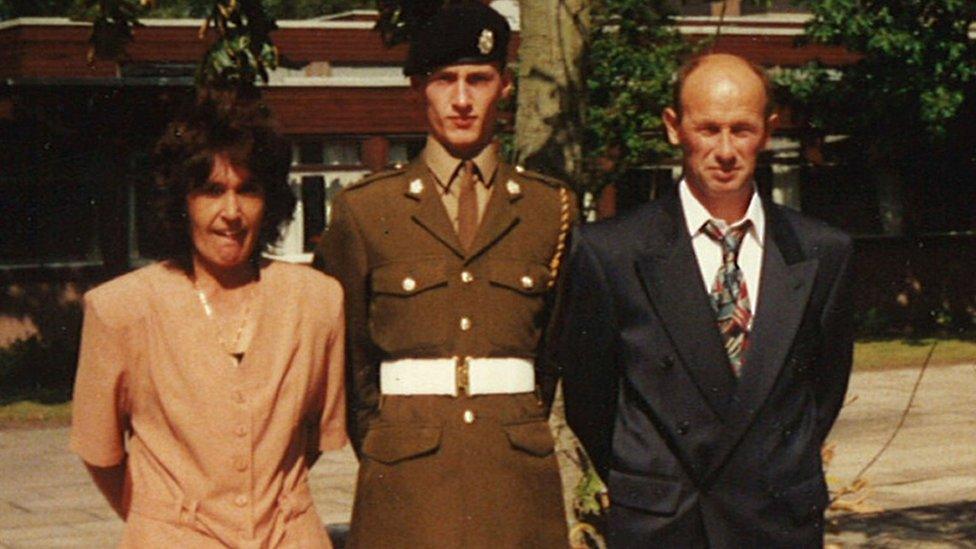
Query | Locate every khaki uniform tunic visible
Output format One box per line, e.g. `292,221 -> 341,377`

314,146 -> 577,549
70,261 -> 347,548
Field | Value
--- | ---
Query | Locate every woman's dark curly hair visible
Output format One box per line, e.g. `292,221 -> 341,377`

152,86 -> 296,272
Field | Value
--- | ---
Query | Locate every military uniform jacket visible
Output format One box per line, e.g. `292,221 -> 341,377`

314,156 -> 576,548
314,157 -> 576,451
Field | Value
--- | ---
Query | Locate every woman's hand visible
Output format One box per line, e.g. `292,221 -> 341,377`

84,458 -> 129,520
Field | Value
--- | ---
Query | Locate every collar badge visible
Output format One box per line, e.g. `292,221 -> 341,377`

409,178 -> 424,195
477,29 -> 494,55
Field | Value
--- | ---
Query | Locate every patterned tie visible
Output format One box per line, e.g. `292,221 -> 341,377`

702,220 -> 752,377
457,160 -> 478,251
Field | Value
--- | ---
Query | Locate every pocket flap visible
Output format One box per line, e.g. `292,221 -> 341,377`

504,421 -> 555,457
608,470 -> 682,515
488,260 -> 551,295
371,261 -> 448,296
361,425 -> 442,464
777,474 -> 828,521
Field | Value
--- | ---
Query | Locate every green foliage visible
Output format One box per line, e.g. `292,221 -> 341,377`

0,0 -> 369,19
194,0 -> 280,86
80,0 -> 143,61
0,336 -> 78,393
767,63 -> 838,130
199,32 -> 279,85
0,337 -> 42,387
142,0 -> 217,17
374,0 -> 443,47
10,0 -> 369,85
573,457 -> 607,518
77,0 -> 281,87
261,0 -> 369,18
0,0 -> 80,19
584,0 -> 690,194
145,0 -> 368,17
795,0 -> 976,144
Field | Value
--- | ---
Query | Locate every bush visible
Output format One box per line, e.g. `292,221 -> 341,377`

0,335 -> 77,398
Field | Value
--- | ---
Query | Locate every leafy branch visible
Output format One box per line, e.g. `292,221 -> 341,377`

82,0 -> 280,87
583,0 -> 691,195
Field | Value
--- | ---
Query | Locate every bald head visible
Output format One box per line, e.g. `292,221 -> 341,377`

672,53 -> 774,122
662,53 -> 778,222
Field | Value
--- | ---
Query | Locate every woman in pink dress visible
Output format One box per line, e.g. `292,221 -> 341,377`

70,88 -> 347,548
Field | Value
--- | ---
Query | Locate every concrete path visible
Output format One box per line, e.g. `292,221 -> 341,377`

823,361 -> 976,547
0,433 -> 357,548
0,362 -> 973,548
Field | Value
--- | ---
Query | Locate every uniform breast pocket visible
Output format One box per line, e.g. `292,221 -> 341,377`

483,259 -> 552,352
369,260 -> 449,353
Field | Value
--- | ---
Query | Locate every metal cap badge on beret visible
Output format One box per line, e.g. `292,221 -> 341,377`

404,1 -> 511,77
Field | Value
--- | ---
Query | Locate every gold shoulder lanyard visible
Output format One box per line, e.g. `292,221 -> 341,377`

547,186 -> 571,289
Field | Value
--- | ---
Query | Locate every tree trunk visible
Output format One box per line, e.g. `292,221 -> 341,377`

518,6 -> 602,541
514,0 -> 589,188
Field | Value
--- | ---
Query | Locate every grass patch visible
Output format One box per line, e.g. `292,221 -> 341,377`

0,388 -> 72,429
854,334 -> 976,372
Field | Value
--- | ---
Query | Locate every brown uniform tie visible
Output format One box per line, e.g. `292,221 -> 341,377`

457,160 -> 478,251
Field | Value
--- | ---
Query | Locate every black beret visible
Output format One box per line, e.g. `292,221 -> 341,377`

404,1 -> 511,77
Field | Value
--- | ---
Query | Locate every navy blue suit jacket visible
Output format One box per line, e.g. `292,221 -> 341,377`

553,192 -> 854,548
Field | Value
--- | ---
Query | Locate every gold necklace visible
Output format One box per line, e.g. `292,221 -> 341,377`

194,282 -> 253,363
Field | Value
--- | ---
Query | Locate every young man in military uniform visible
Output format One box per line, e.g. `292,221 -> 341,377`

313,2 -> 576,547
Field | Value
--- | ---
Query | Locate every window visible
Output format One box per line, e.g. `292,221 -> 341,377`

323,142 -> 361,167
276,139 -> 370,261
298,141 -> 324,165
295,139 -> 363,168
388,138 -> 425,167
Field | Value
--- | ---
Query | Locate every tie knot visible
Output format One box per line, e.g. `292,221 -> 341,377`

702,219 -> 750,257
458,160 -> 476,189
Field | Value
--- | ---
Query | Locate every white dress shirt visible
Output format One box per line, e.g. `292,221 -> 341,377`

679,180 -> 766,323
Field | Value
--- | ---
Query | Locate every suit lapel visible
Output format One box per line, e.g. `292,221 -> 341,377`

634,194 -> 737,418
405,160 -> 467,258
704,204 -> 819,483
466,163 -> 520,262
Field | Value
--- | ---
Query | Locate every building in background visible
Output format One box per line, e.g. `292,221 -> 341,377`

1,4 -> 972,345
0,6 -> 861,270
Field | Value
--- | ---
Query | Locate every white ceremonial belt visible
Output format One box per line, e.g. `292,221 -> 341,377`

380,357 -> 535,396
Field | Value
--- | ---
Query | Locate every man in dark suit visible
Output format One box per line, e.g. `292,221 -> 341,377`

553,53 -> 855,547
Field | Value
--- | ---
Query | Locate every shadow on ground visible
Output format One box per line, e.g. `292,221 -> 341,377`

829,500 -> 976,546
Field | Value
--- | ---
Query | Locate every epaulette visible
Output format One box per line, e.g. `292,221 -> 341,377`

343,167 -> 405,191
513,166 -> 570,190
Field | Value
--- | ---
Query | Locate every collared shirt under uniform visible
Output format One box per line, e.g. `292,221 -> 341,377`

680,179 -> 766,322
70,261 -> 347,548
423,136 -> 497,231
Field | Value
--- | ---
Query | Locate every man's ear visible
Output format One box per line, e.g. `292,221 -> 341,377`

662,107 -> 682,146
762,112 -> 779,149
500,67 -> 515,99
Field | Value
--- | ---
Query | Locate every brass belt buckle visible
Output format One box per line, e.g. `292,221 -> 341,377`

455,356 -> 471,397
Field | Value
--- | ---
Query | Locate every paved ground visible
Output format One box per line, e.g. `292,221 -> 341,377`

0,361 -> 973,548
0,432 -> 358,548
823,361 -> 976,547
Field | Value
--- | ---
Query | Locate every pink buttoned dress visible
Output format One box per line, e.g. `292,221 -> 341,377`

70,261 -> 347,548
